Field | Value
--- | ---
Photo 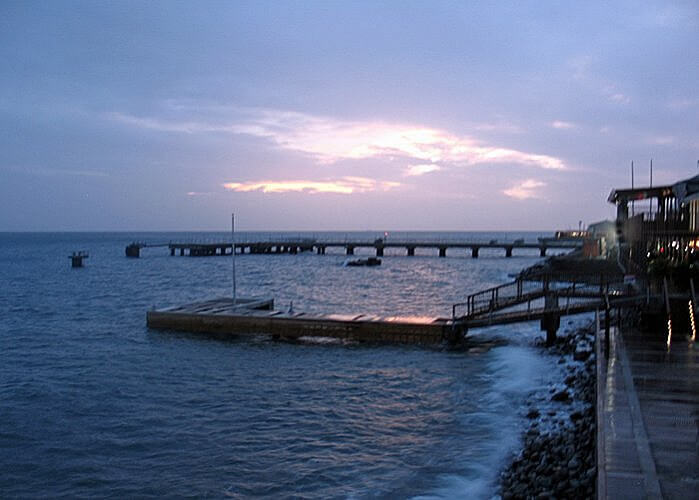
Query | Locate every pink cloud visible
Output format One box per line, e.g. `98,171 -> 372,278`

223,177 -> 400,195
503,179 -> 546,200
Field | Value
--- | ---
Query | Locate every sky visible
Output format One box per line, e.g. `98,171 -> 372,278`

1,1 -> 698,231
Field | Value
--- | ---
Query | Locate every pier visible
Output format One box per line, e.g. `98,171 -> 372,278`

596,312 -> 698,499
146,273 -> 640,346
127,237 -> 582,259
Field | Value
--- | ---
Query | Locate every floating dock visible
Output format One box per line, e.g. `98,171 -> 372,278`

147,298 -> 458,344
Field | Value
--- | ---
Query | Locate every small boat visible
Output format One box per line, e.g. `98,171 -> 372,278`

344,257 -> 382,267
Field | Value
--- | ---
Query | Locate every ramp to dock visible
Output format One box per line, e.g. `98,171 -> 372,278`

147,298 -> 456,344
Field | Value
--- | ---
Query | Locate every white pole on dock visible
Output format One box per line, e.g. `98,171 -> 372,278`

232,213 -> 237,305
631,160 -> 635,216
649,158 -> 653,217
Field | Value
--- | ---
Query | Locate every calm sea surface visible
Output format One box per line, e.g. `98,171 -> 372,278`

1,232 -> 579,499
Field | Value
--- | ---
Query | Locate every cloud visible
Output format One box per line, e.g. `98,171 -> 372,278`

551,120 -> 576,130
608,93 -> 630,104
107,111 -> 236,134
603,86 -> 631,105
2,165 -> 110,178
109,108 -> 566,170
404,164 -> 441,176
568,55 -> 595,81
650,5 -> 697,28
649,135 -> 675,145
222,177 -> 400,195
567,58 -> 632,107
234,110 -> 566,169
472,121 -> 523,134
667,98 -> 699,110
503,179 -> 546,200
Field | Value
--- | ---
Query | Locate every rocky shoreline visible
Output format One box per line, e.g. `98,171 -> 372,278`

499,323 -> 597,499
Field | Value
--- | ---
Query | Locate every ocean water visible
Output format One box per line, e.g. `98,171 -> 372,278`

1,232 -> 576,499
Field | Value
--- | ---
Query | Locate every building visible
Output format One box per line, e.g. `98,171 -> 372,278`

588,220 -> 616,256
608,174 -> 699,273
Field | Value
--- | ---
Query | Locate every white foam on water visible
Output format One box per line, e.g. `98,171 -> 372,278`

412,472 -> 491,500
416,328 -> 562,499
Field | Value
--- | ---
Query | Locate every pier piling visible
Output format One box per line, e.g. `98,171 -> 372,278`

541,293 -> 560,346
125,244 -> 140,258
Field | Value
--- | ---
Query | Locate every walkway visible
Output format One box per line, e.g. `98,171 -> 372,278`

597,323 -> 698,499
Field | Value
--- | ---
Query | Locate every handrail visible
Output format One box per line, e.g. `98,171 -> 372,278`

452,274 -> 628,320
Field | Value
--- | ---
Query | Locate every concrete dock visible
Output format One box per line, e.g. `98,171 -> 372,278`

597,324 -> 698,499
147,298 -> 458,344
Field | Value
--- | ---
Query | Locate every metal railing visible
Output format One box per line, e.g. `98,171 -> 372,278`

452,276 -> 619,320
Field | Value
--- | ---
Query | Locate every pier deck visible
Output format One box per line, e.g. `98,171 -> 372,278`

127,238 -> 582,258
147,298 -> 456,344
597,325 -> 698,499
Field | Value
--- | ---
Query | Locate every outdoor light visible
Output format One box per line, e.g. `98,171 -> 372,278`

688,300 -> 696,342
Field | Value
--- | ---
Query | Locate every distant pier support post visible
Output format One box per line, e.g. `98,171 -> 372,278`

540,246 -> 547,257
170,247 -> 175,256
346,246 -> 355,255
505,246 -> 513,258
407,246 -> 415,257
439,247 -> 447,258
471,247 -> 480,258
70,251 -> 89,268
125,244 -> 140,258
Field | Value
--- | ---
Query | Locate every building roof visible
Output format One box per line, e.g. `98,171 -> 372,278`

607,173 -> 699,205
607,185 -> 674,204
588,220 -> 615,232
672,174 -> 699,205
